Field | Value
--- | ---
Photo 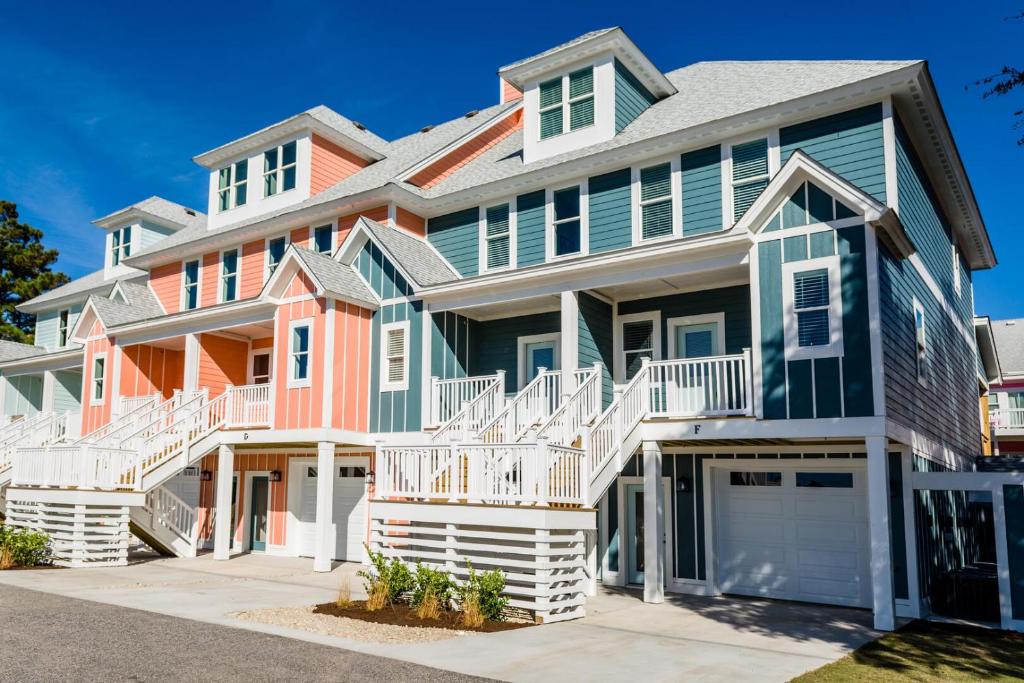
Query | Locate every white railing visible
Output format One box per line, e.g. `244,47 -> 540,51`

144,486 -> 197,543
647,351 -> 753,418
478,369 -> 561,443
431,373 -> 505,444
120,393 -> 160,417
429,375 -> 497,426
12,444 -> 139,489
588,362 -> 649,485
0,411 -> 72,474
991,408 -> 1024,430
224,383 -> 271,428
76,393 -> 177,447
536,365 -> 602,446
376,441 -> 586,506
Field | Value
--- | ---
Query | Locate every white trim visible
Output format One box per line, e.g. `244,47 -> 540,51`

287,316 -> 314,388
380,320 -> 411,392
312,219 -> 337,255
723,132 -> 773,227
180,257 -> 202,312
782,254 -> 844,361
912,296 -> 928,388
262,140 -> 299,199
218,246 -> 241,304
215,159 -> 249,214
517,332 -> 561,390
322,299 -> 335,428
264,233 -> 290,283
613,311 -> 662,384
881,96 -> 899,216
630,155 -> 682,245
666,312 -> 726,359
478,198 -> 518,273
90,352 -> 107,406
545,179 -> 589,262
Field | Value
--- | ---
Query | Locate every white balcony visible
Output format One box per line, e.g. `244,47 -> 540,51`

991,408 -> 1024,435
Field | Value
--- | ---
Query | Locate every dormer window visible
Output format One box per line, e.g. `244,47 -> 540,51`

538,67 -> 594,140
217,161 -> 248,212
110,225 -> 132,266
264,141 -> 297,197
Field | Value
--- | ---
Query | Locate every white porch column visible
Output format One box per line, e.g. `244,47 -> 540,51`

183,334 -> 200,393
41,370 -> 56,414
585,528 -> 599,596
314,441 -> 336,572
866,435 -> 896,631
642,440 -> 664,603
560,290 -> 579,398
213,444 -> 235,561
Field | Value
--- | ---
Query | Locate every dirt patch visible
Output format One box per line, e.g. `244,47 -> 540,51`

313,601 -> 534,633
234,605 -> 467,644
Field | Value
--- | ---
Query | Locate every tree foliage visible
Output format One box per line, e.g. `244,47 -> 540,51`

972,11 -> 1024,145
0,201 -> 70,344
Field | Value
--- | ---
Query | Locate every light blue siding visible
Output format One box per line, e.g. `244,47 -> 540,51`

516,190 -> 546,268
588,168 -> 632,254
139,220 -> 176,251
614,59 -> 657,132
681,145 -> 723,237
427,208 -> 478,277
53,370 -> 82,413
4,374 -> 43,416
34,303 -> 82,350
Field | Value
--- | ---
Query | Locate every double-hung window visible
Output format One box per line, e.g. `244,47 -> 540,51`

380,321 -> 410,391
289,321 -> 311,385
267,236 -> 287,278
620,316 -> 659,382
217,161 -> 248,212
783,256 -> 842,360
182,259 -> 200,310
92,355 -> 106,404
794,269 -> 831,348
221,249 -> 239,302
639,163 -> 673,240
551,186 -> 582,257
483,204 -> 511,271
57,309 -> 69,347
313,225 -> 333,254
538,66 -> 594,140
730,138 -> 769,221
264,141 -> 297,197
110,226 -> 132,266
913,298 -> 928,385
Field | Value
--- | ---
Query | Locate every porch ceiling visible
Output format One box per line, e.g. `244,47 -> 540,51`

591,263 -> 749,302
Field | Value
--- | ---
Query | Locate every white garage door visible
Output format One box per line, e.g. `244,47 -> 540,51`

295,461 -> 367,561
714,466 -> 871,608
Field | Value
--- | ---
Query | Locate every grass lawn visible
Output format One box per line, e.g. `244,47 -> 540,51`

793,620 -> 1024,682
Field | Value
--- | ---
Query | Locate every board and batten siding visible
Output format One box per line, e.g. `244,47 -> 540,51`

578,292 -> 614,407
3,373 -> 43,416
354,238 -> 414,300
426,208 -> 478,277
369,300 -> 423,432
680,145 -> 724,237
468,312 -> 560,391
431,311 -> 471,380
780,103 -> 886,203
588,168 -> 632,254
614,59 -> 657,132
52,370 -> 82,414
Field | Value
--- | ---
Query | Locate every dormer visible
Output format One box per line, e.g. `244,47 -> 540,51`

92,196 -> 202,280
499,27 -> 675,164
194,106 -> 389,231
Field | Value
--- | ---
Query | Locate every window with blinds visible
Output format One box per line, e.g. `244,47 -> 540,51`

538,67 -> 594,140
381,322 -> 409,390
539,78 -> 563,140
793,268 -> 830,347
622,319 -> 655,380
485,204 -> 511,270
552,186 -> 581,257
568,67 -> 594,130
640,163 -> 673,240
731,138 -> 769,221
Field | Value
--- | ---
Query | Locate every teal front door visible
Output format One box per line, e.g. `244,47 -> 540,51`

524,341 -> 558,384
625,484 -> 645,585
674,322 -> 720,359
249,476 -> 269,551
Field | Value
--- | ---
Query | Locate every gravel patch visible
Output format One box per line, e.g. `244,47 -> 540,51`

234,605 -> 474,644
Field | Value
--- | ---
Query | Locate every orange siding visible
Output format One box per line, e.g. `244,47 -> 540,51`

408,109 -> 523,188
501,78 -> 523,103
198,334 -> 248,397
394,207 -> 426,237
251,336 -> 274,350
310,134 -> 370,195
240,239 -> 265,299
81,320 -> 114,435
149,262 -> 181,314
201,252 -> 219,307
119,344 -> 183,400
272,274 -> 326,430
332,302 -> 372,432
337,206 -> 388,245
290,226 -> 310,249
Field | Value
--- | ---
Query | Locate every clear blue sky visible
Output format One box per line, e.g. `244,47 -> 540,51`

1,0 -> 1020,317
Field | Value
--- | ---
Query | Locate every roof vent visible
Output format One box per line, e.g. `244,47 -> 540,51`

464,110 -> 479,118
352,121 -> 366,131
420,124 -> 435,133
184,209 -> 196,216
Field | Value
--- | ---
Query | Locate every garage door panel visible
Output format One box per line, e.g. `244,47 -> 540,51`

795,519 -> 862,545
721,516 -> 787,543
724,495 -> 786,517
794,497 -> 857,519
796,548 -> 862,572
797,578 -> 863,603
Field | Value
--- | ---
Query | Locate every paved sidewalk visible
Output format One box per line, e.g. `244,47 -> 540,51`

0,554 -> 880,682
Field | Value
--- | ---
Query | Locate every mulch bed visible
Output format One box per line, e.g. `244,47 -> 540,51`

312,601 -> 534,633
1,564 -> 60,571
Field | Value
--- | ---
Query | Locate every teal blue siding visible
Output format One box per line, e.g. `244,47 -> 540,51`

814,357 -> 842,418
1004,485 -> 1024,620
578,292 -> 614,408
355,239 -> 414,299
787,359 -> 814,419
370,300 -> 423,433
430,311 -> 471,380
614,59 -> 656,132
759,240 -> 787,419
888,452 -> 910,601
780,104 -> 886,202
680,146 -> 723,237
667,453 -> 706,581
516,190 -> 546,268
427,208 -> 478,277
837,226 -> 873,417
588,168 -> 632,254
468,312 -> 560,391
4,374 -> 43,416
53,370 -> 82,414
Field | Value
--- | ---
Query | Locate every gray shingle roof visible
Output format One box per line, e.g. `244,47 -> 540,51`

499,28 -> 618,72
992,319 -> 1024,376
357,217 -> 458,287
18,269 -> 117,312
0,340 -> 49,362
94,195 -> 207,229
86,280 -> 164,328
289,246 -> 378,308
113,278 -> 165,316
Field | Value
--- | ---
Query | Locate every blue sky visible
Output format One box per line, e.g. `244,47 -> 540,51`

1,0 -> 1021,317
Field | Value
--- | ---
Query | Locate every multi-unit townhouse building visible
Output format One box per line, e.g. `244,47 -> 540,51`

981,318 -> 1024,455
1,27 -> 1017,631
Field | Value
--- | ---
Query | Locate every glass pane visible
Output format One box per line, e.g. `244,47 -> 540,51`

622,321 -> 653,352
223,276 -> 236,301
223,250 -> 238,273
553,187 -> 580,220
729,471 -> 782,486
234,160 -> 247,181
624,351 -> 645,381
569,67 -> 593,97
796,472 -> 853,488
265,172 -> 277,197
640,163 -> 671,201
122,227 -> 131,256
314,226 -> 332,253
641,200 -> 673,239
733,178 -> 768,221
555,220 -> 580,256
294,353 -> 308,379
185,260 -> 199,284
282,141 -> 297,166
219,190 -> 230,212
539,78 -> 562,108
794,269 -> 829,309
569,96 -> 594,129
293,326 -> 309,352
283,165 -> 296,191
264,148 -> 278,172
530,345 -> 555,376
235,183 -> 247,207
487,235 -> 510,269
540,107 -> 562,139
683,330 -> 714,358
797,309 -> 830,347
731,138 -> 768,181
485,204 -> 509,236
186,287 -> 197,310
252,354 -> 270,382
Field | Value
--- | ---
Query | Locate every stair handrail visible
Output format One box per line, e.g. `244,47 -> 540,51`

587,359 -> 651,488
477,369 -> 561,443
135,389 -> 233,480
0,411 -> 54,448
429,374 -> 500,426
430,372 -> 505,444
74,392 -> 166,445
143,485 -> 197,544
120,390 -> 207,450
536,364 -> 602,446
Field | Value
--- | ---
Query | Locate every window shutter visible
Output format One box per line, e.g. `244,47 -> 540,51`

793,269 -> 829,309
387,328 -> 406,383
569,97 -> 594,129
568,68 -> 593,97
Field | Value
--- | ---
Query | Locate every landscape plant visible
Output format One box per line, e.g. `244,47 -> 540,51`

457,560 -> 509,626
358,545 -> 414,611
0,524 -> 51,568
411,563 -> 455,620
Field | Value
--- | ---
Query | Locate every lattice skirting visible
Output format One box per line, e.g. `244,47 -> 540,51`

369,500 -> 596,623
4,497 -> 131,567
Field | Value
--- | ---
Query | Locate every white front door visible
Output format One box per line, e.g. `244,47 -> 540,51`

714,465 -> 871,608
297,465 -> 318,557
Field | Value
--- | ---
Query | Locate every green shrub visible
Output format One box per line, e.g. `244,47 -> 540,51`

0,524 -> 51,568
358,545 -> 414,607
411,563 -> 455,611
458,560 -> 509,622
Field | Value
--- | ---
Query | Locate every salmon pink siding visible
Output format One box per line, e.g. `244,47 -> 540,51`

332,302 -> 372,432
408,109 -> 523,189
198,334 -> 248,397
81,320 -> 114,435
394,207 -> 426,237
290,226 -> 310,249
240,239 -> 265,299
338,206 -> 388,244
310,134 -> 370,196
149,262 -> 181,314
201,252 -> 219,307
252,337 -> 273,351
273,274 -> 326,430
500,78 -> 523,103
119,344 -> 183,400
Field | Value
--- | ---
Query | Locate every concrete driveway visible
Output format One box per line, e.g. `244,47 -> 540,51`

0,553 -> 879,682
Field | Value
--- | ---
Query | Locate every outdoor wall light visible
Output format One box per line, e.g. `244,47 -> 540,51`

365,471 -> 376,486
199,470 -> 213,482
269,470 -> 282,482
676,476 -> 692,494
